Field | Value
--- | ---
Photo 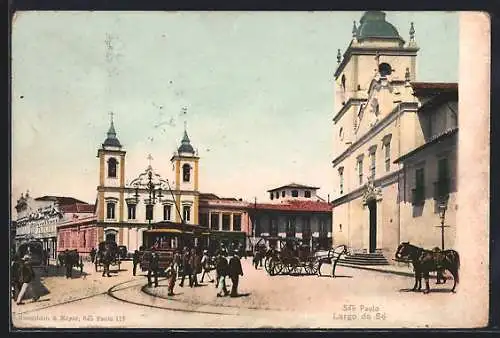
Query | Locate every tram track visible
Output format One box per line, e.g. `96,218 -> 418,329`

106,279 -> 235,316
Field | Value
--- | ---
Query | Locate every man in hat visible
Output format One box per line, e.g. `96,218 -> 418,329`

215,250 -> 229,297
147,252 -> 160,288
132,250 -> 141,276
15,255 -> 39,305
200,249 -> 214,283
228,251 -> 244,297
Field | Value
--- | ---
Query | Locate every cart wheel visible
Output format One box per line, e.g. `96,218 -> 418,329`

305,260 -> 319,275
264,256 -> 272,273
268,258 -> 282,276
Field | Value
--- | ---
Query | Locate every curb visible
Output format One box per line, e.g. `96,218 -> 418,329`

337,263 -> 452,279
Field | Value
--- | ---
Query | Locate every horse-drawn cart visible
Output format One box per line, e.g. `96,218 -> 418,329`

257,236 -> 347,277
95,240 -> 121,272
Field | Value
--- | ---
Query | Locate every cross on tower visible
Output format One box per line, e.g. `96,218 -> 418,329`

109,111 -> 114,122
147,153 -> 153,167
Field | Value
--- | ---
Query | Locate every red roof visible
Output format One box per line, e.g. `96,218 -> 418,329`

35,196 -> 88,205
59,203 -> 95,214
254,200 -> 332,212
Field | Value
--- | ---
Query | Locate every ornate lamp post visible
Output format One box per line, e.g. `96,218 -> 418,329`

133,169 -> 164,231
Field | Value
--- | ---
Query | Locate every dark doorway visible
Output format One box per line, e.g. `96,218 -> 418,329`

106,233 -> 116,242
368,199 -> 377,253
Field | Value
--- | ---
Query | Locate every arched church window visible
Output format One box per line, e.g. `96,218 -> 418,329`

182,164 -> 191,182
106,202 -> 116,219
108,158 -> 117,178
378,63 -> 392,77
341,74 -> 346,91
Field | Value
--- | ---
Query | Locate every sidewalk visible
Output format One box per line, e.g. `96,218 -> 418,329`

337,261 -> 452,279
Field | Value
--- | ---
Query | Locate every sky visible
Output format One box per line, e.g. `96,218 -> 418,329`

11,11 -> 459,214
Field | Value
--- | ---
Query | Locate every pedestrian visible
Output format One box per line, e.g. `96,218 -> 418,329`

190,248 -> 201,287
64,249 -> 73,279
147,252 -> 159,288
15,255 -> 40,305
200,249 -> 214,283
90,248 -> 97,264
11,254 -> 22,300
215,250 -> 229,297
228,251 -> 244,297
165,262 -> 177,296
132,250 -> 140,276
179,248 -> 192,287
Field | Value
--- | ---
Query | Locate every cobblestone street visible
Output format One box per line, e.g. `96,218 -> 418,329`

11,258 -> 471,329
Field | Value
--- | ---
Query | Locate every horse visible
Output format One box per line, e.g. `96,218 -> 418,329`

317,245 -> 348,277
395,242 -> 460,294
57,249 -> 80,278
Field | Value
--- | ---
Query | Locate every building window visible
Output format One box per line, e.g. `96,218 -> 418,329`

222,214 -> 230,231
319,218 -> 328,235
127,204 -> 136,220
339,167 -> 344,194
182,163 -> 191,182
233,214 -> 242,231
291,190 -> 299,198
163,204 -> 171,221
199,213 -> 209,227
275,191 -> 279,199
358,158 -> 364,185
385,142 -> 391,172
183,206 -> 191,222
106,202 -> 116,219
303,217 -> 311,239
108,158 -> 117,178
254,216 -> 261,236
412,167 -> 425,205
304,190 -> 311,198
370,151 -> 376,179
270,218 -> 278,236
146,204 -> 154,221
270,192 -> 274,200
281,191 -> 285,198
210,213 -> 219,230
286,218 -> 296,237
435,158 -> 450,199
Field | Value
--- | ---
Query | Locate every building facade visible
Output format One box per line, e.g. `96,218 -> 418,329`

14,193 -> 93,258
331,11 -> 458,259
248,183 -> 333,250
393,83 -> 458,249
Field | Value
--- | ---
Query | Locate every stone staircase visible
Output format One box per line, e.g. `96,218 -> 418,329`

338,251 -> 390,266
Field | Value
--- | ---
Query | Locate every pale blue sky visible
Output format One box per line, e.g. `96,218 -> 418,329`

11,11 -> 458,213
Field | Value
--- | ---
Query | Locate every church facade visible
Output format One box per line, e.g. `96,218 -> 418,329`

331,11 -> 457,260
93,117 -> 201,252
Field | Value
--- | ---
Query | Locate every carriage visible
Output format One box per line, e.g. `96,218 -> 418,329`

94,240 -> 121,272
256,236 -> 347,277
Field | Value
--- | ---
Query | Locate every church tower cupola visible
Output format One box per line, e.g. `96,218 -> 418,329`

177,127 -> 195,155
103,112 -> 122,149
356,11 -> 405,45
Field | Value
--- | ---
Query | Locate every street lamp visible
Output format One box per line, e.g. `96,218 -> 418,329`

436,199 -> 449,250
134,170 -> 164,230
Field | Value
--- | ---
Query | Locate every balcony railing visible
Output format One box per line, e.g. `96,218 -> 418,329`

433,178 -> 450,200
411,187 -> 425,206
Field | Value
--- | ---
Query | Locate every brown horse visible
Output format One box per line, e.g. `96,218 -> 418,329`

395,242 -> 460,294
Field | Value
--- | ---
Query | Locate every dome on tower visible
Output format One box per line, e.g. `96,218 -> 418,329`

103,116 -> 122,148
178,129 -> 195,154
356,11 -> 403,41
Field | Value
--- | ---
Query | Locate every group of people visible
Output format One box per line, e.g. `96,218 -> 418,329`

141,245 -> 244,298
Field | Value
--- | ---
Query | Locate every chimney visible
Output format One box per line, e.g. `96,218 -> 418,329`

327,194 -> 330,203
